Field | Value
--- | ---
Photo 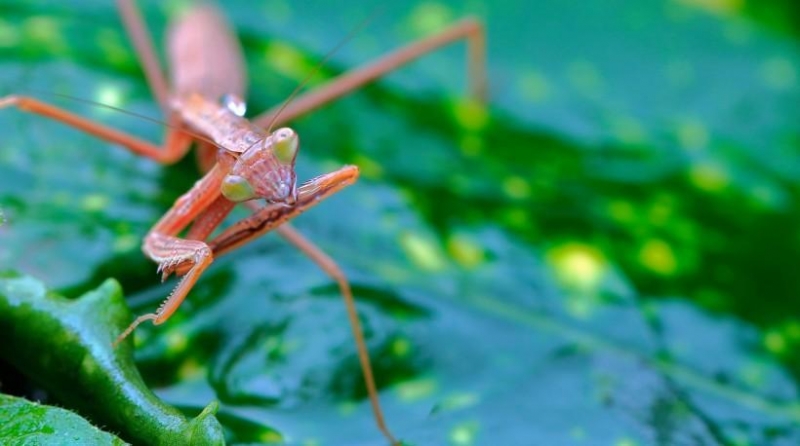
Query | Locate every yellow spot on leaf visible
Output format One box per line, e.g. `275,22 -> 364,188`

400,232 -> 447,271
81,355 -> 99,376
95,84 -> 124,109
177,358 -> 203,380
112,234 -> 138,254
338,400 -> 357,417
452,99 -> 488,131
547,243 -> 606,291
81,194 -> 109,212
258,430 -> 283,444
396,377 -> 437,401
166,330 -> 189,353
502,176 -> 531,200
408,2 -> 453,36
0,19 -> 20,49
163,1 -> 194,18
607,200 -> 636,223
96,29 -> 130,67
352,154 -> 383,179
615,437 -> 638,446
265,42 -> 309,82
438,392 -> 479,412
689,162 -> 729,192
447,234 -> 485,269
449,420 -> 480,445
764,330 -> 787,355
784,321 -> 800,342
391,337 -> 411,357
638,239 -> 677,276
24,17 -> 67,54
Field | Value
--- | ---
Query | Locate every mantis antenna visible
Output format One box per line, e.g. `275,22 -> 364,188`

265,7 -> 385,133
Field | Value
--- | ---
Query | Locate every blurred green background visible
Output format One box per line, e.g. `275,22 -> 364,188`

0,0 -> 798,444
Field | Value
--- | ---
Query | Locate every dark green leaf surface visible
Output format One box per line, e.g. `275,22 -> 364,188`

0,0 -> 798,445
0,393 -> 126,446
0,273 -> 224,445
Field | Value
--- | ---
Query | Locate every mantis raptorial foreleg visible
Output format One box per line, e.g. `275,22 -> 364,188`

114,164 -> 358,348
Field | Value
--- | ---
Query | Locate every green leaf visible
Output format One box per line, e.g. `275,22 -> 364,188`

0,393 -> 125,446
0,0 -> 798,445
0,273 -> 224,445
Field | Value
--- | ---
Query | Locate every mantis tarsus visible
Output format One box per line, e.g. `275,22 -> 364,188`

1,0 -> 486,443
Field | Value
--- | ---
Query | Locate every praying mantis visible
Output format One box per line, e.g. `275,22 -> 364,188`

1,0 -> 486,443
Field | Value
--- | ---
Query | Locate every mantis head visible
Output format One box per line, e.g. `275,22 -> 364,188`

219,127 -> 299,204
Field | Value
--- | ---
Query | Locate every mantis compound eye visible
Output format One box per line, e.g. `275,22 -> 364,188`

221,174 -> 256,202
272,127 -> 299,165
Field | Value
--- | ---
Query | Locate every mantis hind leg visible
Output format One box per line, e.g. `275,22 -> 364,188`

0,95 -> 192,164
255,18 -> 486,128
117,0 -> 171,113
238,199 -> 399,445
276,224 -> 398,445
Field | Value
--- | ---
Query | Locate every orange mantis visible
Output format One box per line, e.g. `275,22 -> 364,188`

0,0 -> 486,443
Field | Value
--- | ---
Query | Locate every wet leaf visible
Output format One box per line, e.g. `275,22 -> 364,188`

0,393 -> 125,445
0,273 -> 224,445
0,0 -> 798,445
